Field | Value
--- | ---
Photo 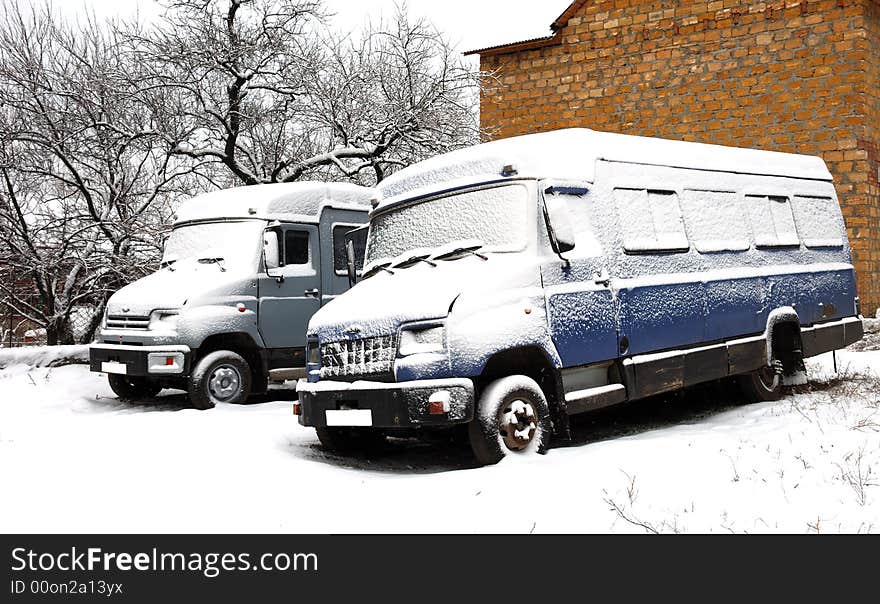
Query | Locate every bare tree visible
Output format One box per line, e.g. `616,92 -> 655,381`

0,0 -> 483,345
0,2 -> 197,344
140,0 -> 481,186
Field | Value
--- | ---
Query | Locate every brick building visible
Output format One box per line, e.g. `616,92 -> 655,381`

466,0 -> 880,315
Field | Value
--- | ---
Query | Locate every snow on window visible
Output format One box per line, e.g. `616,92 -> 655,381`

543,190 -> 603,258
680,190 -> 750,253
614,188 -> 688,253
746,195 -> 799,248
792,195 -> 844,248
365,184 -> 529,265
162,220 -> 264,269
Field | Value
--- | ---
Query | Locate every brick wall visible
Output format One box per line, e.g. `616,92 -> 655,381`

475,0 -> 880,315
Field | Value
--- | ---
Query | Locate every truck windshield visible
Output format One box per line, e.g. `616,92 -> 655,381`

162,220 -> 265,270
365,183 -> 530,266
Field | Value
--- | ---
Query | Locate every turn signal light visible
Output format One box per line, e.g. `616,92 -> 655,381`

293,403 -> 302,416
165,357 -> 174,366
428,390 -> 451,415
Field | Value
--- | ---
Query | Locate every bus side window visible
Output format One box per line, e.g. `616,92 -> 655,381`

746,195 -> 799,248
614,188 -> 689,253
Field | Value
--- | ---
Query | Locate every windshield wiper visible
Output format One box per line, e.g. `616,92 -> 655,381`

433,243 -> 488,261
392,254 -> 437,269
362,262 -> 395,279
198,257 -> 227,272
161,259 -> 177,272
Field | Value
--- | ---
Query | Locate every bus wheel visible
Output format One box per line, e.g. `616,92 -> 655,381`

737,362 -> 783,402
189,350 -> 253,410
469,375 -> 551,466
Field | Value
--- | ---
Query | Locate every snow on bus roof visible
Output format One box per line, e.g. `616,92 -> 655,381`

375,128 -> 833,211
174,182 -> 375,224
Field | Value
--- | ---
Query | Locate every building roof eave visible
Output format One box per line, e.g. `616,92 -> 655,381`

462,34 -> 559,57
463,0 -> 587,57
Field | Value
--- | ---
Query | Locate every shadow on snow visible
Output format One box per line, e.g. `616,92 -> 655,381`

292,378 -> 757,474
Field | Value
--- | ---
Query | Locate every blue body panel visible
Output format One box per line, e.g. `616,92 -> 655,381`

546,286 -> 618,366
546,266 -> 857,368
618,281 -> 706,356
704,276 -> 765,342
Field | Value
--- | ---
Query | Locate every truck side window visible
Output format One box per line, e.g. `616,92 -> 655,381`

332,226 -> 365,273
792,195 -> 844,248
746,195 -> 799,248
284,230 -> 310,265
680,190 -> 749,253
614,188 -> 688,253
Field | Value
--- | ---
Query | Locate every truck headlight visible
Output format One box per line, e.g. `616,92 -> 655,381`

148,310 -> 180,331
398,323 -> 445,357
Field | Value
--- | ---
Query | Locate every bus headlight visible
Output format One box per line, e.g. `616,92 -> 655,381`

398,323 -> 445,357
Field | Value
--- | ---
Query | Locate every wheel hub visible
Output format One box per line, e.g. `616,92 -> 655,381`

208,365 -> 242,402
498,399 -> 538,452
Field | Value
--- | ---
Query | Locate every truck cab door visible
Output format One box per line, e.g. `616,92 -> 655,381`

540,184 -> 620,367
543,263 -> 620,367
258,224 -> 321,351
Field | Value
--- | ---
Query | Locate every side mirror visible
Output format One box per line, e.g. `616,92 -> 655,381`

263,227 -> 284,283
263,230 -> 280,269
343,225 -> 368,287
543,195 -> 576,256
346,239 -> 358,287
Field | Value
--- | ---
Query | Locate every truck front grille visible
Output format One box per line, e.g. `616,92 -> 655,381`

106,315 -> 150,330
320,334 -> 396,380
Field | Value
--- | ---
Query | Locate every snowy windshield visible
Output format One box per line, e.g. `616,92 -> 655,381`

162,220 -> 265,270
365,183 -> 530,266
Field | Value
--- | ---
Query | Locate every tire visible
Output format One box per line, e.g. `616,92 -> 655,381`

315,427 -> 386,453
189,350 -> 253,410
737,363 -> 783,402
108,375 -> 162,401
468,375 -> 552,466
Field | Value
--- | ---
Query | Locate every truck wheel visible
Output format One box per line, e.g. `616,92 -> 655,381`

108,375 -> 161,401
737,363 -> 783,402
469,375 -> 552,466
315,427 -> 386,453
189,350 -> 253,410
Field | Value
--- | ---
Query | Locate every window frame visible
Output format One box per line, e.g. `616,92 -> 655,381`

745,193 -> 800,249
613,187 -> 690,255
791,194 -> 845,249
282,228 -> 311,267
331,222 -> 367,276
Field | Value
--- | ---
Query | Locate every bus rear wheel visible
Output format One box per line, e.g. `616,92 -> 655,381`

737,363 -> 783,402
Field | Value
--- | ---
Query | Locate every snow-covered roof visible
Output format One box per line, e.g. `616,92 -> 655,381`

376,129 -> 833,211
174,182 -> 375,224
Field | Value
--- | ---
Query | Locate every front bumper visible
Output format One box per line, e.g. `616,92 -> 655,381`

297,378 -> 475,428
89,344 -> 191,378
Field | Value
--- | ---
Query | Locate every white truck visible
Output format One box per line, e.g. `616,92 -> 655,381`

90,182 -> 373,408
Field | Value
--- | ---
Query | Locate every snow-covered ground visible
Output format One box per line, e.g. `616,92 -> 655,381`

1,345 -> 878,533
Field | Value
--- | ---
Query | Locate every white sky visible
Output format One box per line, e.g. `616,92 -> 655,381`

58,0 -> 574,56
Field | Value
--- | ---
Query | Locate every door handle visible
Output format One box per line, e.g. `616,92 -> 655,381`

304,288 -> 320,298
